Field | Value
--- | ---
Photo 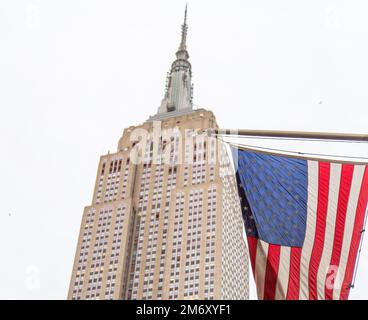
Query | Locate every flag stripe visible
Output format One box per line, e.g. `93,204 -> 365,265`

331,165 -> 366,299
308,162 -> 331,299
324,164 -> 354,299
299,160 -> 319,300
316,163 -> 342,298
263,244 -> 281,300
275,246 -> 291,300
339,166 -> 368,300
254,240 -> 268,300
247,236 -> 258,274
286,247 -> 302,299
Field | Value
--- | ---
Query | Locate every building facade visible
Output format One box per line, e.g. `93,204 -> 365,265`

68,7 -> 249,300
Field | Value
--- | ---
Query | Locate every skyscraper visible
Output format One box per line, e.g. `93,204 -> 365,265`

68,6 -> 249,300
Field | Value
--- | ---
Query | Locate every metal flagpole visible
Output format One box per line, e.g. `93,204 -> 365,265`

208,129 -> 368,142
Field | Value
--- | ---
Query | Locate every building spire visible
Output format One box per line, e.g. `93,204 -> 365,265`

176,4 -> 189,60
153,4 -> 193,119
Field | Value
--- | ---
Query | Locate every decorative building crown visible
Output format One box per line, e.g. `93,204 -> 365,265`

155,4 -> 193,118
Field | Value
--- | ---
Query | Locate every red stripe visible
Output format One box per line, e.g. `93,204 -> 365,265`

308,162 -> 331,300
286,247 -> 302,299
263,244 -> 281,300
340,166 -> 368,300
247,236 -> 258,275
324,164 -> 354,299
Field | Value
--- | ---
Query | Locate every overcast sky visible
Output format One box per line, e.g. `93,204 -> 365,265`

0,0 -> 367,299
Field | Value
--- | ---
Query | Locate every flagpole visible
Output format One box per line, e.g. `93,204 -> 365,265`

209,129 -> 368,142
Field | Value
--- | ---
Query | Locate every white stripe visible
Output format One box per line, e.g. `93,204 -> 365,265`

299,160 -> 319,300
275,246 -> 291,300
316,163 -> 342,299
254,240 -> 269,300
332,165 -> 365,299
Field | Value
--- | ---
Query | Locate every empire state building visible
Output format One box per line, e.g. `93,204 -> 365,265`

68,6 -> 249,300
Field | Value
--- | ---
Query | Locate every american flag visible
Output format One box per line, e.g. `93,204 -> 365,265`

231,147 -> 368,300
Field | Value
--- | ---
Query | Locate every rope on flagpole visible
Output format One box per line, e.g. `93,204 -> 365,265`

350,206 -> 368,290
216,138 -> 368,163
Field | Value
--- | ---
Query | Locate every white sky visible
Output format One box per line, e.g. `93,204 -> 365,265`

0,0 -> 367,299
